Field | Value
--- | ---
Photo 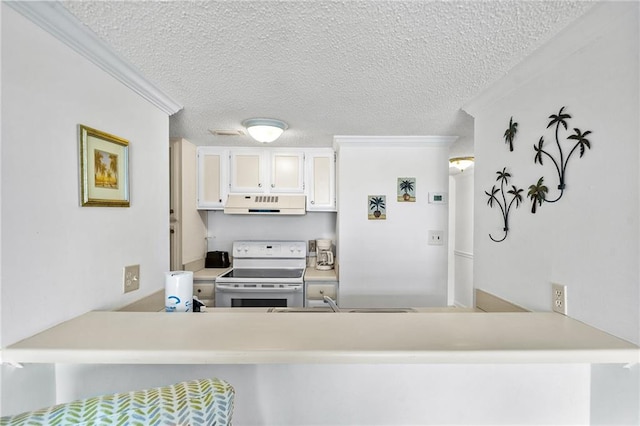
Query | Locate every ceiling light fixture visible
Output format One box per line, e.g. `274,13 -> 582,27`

242,118 -> 288,143
449,156 -> 475,171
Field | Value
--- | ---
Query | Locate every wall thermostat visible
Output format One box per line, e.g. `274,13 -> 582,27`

428,192 -> 447,204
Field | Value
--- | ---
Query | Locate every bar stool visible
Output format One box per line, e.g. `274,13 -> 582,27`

0,377 -> 234,425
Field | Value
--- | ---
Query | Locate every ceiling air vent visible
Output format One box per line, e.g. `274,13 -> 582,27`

208,129 -> 245,136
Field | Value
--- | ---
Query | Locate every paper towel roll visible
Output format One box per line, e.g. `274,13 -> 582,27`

165,271 -> 193,312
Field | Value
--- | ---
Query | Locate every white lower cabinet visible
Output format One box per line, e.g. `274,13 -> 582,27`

193,281 -> 215,308
305,281 -> 338,307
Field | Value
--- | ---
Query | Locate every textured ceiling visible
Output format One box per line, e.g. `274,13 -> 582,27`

61,1 -> 595,154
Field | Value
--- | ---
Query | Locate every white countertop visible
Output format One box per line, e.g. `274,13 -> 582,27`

2,311 -> 638,365
193,267 -> 231,280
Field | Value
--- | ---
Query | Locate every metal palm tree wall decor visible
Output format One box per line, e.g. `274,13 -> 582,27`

485,108 -> 593,240
527,177 -> 548,214
503,116 -> 518,151
485,167 -> 524,242
530,106 -> 592,211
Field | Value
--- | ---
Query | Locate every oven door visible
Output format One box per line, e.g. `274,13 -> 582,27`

215,283 -> 304,308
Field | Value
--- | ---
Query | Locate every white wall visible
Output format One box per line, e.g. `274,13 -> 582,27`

1,3 -> 169,413
467,6 -> 639,421
206,211 -> 336,253
55,363 -> 591,425
467,1 -> 639,345
335,138 -> 451,307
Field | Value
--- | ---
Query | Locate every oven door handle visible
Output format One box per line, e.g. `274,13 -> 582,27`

215,284 -> 303,293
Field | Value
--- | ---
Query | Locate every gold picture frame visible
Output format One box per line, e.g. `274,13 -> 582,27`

79,125 -> 130,207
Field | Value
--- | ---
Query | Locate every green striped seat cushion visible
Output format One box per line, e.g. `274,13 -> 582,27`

1,377 -> 234,426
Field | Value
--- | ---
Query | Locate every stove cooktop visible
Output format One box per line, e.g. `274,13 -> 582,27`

218,268 -> 305,280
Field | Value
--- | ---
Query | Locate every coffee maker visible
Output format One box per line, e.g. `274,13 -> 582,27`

315,239 -> 334,270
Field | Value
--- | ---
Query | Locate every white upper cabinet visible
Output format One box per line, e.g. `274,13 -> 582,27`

229,149 -> 266,193
270,150 -> 305,193
306,149 -> 336,211
195,147 -> 335,210
196,147 -> 229,209
230,149 -> 305,194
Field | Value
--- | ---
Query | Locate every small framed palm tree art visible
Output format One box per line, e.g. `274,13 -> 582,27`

368,195 -> 386,220
397,177 -> 416,202
79,124 -> 130,207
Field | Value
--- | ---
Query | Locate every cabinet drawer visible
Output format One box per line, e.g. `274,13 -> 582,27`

306,284 -> 337,300
194,283 -> 215,300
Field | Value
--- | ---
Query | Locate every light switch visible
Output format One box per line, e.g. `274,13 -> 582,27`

428,230 -> 444,246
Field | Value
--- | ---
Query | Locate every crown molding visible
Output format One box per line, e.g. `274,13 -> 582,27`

463,2 -> 634,117
333,135 -> 457,150
6,1 -> 183,116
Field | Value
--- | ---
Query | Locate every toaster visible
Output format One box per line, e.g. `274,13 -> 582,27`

205,251 -> 230,268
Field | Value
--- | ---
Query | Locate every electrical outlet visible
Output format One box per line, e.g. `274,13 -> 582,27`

123,264 -> 140,293
552,283 -> 567,315
428,230 -> 444,246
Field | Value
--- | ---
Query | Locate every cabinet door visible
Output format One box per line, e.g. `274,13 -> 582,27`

270,151 -> 305,193
197,147 -> 228,209
306,149 -> 336,211
230,150 -> 266,193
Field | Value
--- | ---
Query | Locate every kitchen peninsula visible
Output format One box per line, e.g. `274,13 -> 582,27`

3,310 -> 638,365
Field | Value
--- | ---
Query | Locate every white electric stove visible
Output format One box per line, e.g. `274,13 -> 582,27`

214,240 -> 306,308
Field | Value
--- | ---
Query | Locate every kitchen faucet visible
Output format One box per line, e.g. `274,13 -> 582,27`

323,295 -> 340,312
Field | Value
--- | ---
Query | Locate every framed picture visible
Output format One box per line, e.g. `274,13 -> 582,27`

368,195 -> 386,220
397,177 -> 416,202
79,125 -> 130,207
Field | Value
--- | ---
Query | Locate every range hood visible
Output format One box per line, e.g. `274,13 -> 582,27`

224,194 -> 306,215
